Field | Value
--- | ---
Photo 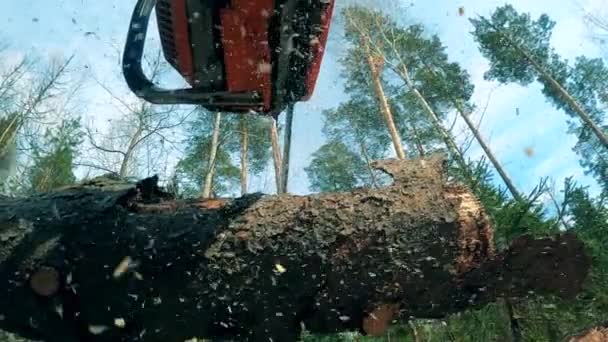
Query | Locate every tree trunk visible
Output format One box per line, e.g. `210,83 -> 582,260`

486,20 -> 608,149
407,118 -> 426,157
364,49 -> 407,160
357,137 -> 379,189
240,116 -> 249,196
532,56 -> 608,148
453,101 -> 523,201
0,155 -> 591,342
350,122 -> 379,188
119,120 -> 144,178
202,111 -> 221,198
344,10 -> 405,160
414,58 -> 523,201
279,104 -> 294,194
269,117 -> 282,193
0,157 -> 590,342
397,63 -> 470,174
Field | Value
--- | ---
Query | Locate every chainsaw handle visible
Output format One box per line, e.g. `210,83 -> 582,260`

122,0 -> 167,101
122,0 -> 263,109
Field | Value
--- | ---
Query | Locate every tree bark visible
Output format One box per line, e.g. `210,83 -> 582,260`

356,137 -> 379,189
485,19 -> 608,149
407,118 -> 426,157
397,63 -> 468,169
364,49 -> 407,160
344,9 -> 405,160
0,155 -> 590,342
240,117 -> 249,196
269,118 -> 282,193
119,116 -> 144,178
452,100 -> 522,201
202,112 -> 222,198
413,57 -> 523,202
279,104 -> 294,194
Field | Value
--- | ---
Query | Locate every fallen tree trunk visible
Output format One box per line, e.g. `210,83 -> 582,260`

565,321 -> 608,342
0,155 -> 590,342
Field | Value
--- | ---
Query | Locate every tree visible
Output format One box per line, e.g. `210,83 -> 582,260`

322,99 -> 392,188
342,7 -> 407,160
304,140 -> 368,192
237,115 -> 272,195
554,57 -> 608,194
0,50 -> 76,194
279,104 -> 294,194
381,21 -> 522,200
26,117 -> 82,194
470,5 -> 608,149
202,111 -> 222,198
320,9 -> 527,197
83,52 -> 189,180
175,110 -> 239,198
582,7 -> 608,57
0,113 -> 18,183
239,116 -> 249,195
174,110 -> 272,198
341,8 -> 477,187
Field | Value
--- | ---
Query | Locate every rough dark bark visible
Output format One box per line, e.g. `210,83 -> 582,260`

0,155 -> 590,342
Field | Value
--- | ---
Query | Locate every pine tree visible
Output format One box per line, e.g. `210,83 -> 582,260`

176,110 -> 272,198
238,115 -> 273,195
322,99 -> 392,187
342,7 -> 407,159
471,5 -> 608,194
304,140 -> 369,192
175,110 -> 239,198
547,57 -> 608,194
27,117 -> 82,194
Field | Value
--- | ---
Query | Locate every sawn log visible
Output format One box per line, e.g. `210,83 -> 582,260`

0,155 -> 590,342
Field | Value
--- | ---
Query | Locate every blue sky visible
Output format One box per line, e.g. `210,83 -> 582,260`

1,0 -> 605,198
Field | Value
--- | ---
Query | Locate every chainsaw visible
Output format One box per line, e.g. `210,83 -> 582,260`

122,0 -> 335,116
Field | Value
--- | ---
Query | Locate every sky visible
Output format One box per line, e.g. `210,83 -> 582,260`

1,0 -> 606,199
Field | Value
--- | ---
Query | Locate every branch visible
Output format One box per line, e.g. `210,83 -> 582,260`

84,125 -> 127,156
73,162 -> 119,175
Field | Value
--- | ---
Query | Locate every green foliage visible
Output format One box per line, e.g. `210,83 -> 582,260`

548,57 -> 608,193
323,100 -> 390,161
26,117 -> 82,194
175,111 -> 238,197
470,4 -> 555,85
174,110 -> 272,197
472,5 -> 608,195
175,136 -> 240,198
304,140 -> 368,192
238,115 -> 273,176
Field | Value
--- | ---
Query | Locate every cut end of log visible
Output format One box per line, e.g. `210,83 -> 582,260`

447,186 -> 495,275
362,303 -> 399,336
29,266 -> 60,297
503,233 -> 591,299
566,322 -> 608,342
